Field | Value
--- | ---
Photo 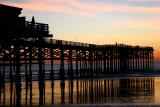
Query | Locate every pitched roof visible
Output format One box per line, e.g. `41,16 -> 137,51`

0,4 -> 22,15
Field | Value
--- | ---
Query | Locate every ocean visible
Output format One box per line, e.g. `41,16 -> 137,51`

0,62 -> 160,106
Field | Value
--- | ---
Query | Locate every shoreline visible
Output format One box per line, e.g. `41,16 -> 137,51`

2,70 -> 160,82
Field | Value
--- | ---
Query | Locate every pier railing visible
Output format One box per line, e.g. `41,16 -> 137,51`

25,21 -> 49,36
0,38 -> 154,80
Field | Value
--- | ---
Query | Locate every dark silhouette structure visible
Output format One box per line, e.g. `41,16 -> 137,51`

0,4 -> 51,41
0,4 -> 155,106
0,4 -> 154,78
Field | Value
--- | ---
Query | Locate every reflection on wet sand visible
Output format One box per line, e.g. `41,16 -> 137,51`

0,77 -> 156,106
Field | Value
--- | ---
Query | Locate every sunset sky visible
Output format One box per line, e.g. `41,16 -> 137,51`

1,0 -> 160,61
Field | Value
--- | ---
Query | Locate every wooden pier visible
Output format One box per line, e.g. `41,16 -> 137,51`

0,4 -> 154,80
0,38 -> 154,78
0,4 -> 155,106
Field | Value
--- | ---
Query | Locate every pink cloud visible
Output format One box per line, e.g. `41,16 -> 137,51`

1,0 -> 160,16
1,0 -> 73,13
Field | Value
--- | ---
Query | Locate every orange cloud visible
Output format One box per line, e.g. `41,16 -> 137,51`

110,18 -> 160,30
